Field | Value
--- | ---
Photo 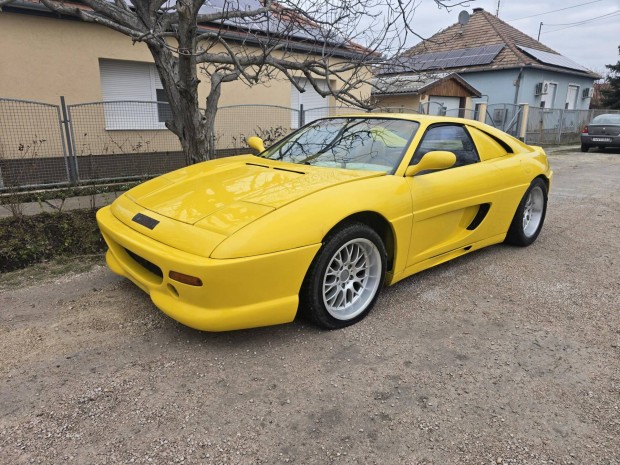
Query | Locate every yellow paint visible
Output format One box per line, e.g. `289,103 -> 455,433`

97,114 -> 553,331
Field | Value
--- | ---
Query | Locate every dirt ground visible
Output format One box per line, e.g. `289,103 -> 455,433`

1,150 -> 619,465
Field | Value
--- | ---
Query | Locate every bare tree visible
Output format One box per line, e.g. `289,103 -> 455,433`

0,0 -> 470,163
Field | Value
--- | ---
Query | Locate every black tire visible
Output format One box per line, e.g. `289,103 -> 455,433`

581,143 -> 590,152
505,178 -> 548,247
301,223 -> 386,329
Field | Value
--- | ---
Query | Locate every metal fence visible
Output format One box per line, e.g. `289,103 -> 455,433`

2,96 -> 618,193
485,103 -> 523,136
68,101 -> 184,183
0,98 -> 70,189
524,108 -> 620,145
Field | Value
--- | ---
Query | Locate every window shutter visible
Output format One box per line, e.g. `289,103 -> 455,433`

99,59 -> 162,130
291,78 -> 329,126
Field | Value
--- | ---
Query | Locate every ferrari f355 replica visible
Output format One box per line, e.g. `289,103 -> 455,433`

97,115 -> 552,331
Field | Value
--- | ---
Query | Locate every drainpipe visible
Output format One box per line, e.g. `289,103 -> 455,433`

514,67 -> 524,105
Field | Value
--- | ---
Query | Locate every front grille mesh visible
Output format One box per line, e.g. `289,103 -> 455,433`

125,249 -> 163,278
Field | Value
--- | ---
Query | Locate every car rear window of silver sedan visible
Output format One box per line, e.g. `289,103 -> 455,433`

591,114 -> 620,125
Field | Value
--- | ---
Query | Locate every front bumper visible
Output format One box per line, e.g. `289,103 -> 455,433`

581,134 -> 620,148
97,206 -> 321,331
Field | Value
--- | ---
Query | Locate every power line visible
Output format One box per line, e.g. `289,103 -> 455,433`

542,9 -> 620,33
508,0 -> 606,21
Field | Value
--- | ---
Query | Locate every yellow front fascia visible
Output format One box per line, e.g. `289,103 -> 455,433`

97,206 -> 321,331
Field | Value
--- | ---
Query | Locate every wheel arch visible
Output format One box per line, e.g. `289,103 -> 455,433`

325,211 -> 396,273
534,174 -> 550,191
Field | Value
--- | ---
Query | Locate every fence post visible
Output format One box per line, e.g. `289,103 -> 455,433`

518,103 -> 529,142
298,104 -> 304,128
557,109 -> 565,145
477,103 -> 487,123
59,96 -> 78,183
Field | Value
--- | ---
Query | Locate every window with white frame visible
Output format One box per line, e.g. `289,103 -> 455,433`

99,59 -> 171,130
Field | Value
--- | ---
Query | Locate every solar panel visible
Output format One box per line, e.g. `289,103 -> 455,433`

195,0 -> 346,46
516,45 -> 591,73
384,44 -> 504,74
198,0 -> 262,14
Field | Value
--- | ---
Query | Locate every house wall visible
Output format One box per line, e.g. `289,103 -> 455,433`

0,12 -> 365,106
372,93 -> 474,115
460,69 -> 522,107
518,69 -> 594,110
463,68 -> 595,110
0,11 -> 371,160
371,95 -> 422,112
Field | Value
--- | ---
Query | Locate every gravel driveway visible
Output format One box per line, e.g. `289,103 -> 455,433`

1,151 -> 619,465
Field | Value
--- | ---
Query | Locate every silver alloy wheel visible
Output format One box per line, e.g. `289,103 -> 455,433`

322,238 -> 382,320
522,185 -> 545,238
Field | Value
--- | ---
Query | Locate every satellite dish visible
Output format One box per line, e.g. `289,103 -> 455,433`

458,10 -> 470,26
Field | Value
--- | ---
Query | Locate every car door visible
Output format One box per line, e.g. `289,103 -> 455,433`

405,123 -> 514,267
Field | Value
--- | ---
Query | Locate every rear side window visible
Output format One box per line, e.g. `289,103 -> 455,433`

411,124 -> 479,168
467,126 -> 511,161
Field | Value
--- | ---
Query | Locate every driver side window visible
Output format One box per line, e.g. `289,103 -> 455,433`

411,124 -> 479,168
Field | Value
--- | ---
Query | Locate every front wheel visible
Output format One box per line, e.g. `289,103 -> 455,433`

301,223 -> 386,329
505,178 -> 548,247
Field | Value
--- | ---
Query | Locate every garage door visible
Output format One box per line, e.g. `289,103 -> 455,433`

428,96 -> 461,116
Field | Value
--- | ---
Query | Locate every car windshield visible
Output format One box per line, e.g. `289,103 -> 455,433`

591,114 -> 620,125
261,117 -> 419,174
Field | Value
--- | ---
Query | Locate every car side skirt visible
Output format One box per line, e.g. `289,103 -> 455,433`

387,233 -> 506,286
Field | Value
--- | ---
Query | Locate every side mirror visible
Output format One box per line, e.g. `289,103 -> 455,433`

247,136 -> 266,154
405,150 -> 456,177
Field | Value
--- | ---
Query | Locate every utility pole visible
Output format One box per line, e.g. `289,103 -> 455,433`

537,22 -> 543,40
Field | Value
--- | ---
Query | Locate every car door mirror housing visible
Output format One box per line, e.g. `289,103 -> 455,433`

247,136 -> 266,154
405,151 -> 457,177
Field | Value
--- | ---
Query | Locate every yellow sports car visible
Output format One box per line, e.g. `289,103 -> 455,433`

97,115 -> 552,331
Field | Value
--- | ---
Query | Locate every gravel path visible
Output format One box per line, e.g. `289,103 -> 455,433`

1,151 -> 619,465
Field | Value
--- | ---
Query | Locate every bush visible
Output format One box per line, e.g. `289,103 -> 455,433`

0,210 -> 105,273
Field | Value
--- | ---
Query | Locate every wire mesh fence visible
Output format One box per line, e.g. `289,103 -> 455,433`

2,96 -> 618,193
0,98 -> 69,190
370,107 -> 421,114
68,101 -> 185,183
215,105 -> 300,156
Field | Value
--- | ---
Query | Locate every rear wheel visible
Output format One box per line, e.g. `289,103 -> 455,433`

581,143 -> 590,152
301,223 -> 386,329
505,178 -> 548,247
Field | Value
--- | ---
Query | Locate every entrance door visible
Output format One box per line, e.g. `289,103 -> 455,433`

565,85 -> 579,109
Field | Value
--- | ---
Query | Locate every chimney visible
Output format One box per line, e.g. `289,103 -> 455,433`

473,7 -> 483,12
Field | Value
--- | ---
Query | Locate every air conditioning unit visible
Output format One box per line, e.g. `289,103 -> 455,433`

535,81 -> 549,96
582,87 -> 594,99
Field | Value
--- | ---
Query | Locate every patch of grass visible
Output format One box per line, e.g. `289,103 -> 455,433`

0,255 -> 104,291
0,210 -> 106,273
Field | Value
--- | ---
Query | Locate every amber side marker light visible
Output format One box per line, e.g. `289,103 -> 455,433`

169,271 -> 203,286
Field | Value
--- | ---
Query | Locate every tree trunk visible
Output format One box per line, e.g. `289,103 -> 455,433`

145,1 -> 213,165
204,73 -> 224,160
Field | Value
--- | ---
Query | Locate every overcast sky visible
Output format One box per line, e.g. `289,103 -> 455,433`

403,0 -> 620,75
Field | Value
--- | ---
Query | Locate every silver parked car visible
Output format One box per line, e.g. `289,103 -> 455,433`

581,114 -> 620,152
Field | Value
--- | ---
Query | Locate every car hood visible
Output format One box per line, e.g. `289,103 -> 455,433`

126,155 -> 383,235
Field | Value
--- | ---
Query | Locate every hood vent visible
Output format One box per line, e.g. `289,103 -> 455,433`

246,162 -> 306,175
